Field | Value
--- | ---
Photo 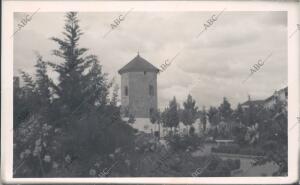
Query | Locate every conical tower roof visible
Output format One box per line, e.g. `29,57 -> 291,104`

118,54 -> 160,74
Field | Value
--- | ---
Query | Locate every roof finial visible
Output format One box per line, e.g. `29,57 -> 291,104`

137,50 -> 140,56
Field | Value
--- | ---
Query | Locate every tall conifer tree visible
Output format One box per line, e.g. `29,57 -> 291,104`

48,12 -> 96,112
48,12 -> 111,116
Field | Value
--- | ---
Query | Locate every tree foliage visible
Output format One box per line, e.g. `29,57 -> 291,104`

181,95 -> 198,132
253,99 -> 287,175
207,106 -> 220,126
233,103 -> 243,122
161,97 -> 180,133
13,12 -> 135,178
110,84 -> 119,106
48,12 -> 107,114
150,109 -> 160,125
218,97 -> 233,122
200,106 -> 207,132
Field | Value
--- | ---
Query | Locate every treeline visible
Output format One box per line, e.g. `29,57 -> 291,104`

150,95 -> 236,135
151,93 -> 287,138
13,12 -> 136,177
150,93 -> 287,176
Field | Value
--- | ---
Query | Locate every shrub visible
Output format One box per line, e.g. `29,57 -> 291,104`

201,156 -> 237,177
128,114 -> 136,124
224,159 -> 240,170
166,134 -> 203,152
189,126 -> 195,135
207,156 -> 222,171
215,161 -> 231,176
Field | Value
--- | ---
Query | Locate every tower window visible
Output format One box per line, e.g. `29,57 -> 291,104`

125,86 -> 128,96
149,85 -> 154,96
149,108 -> 154,116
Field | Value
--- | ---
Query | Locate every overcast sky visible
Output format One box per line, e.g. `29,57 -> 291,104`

14,11 -> 287,109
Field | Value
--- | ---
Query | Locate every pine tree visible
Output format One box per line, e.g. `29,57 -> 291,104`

201,106 -> 207,132
110,84 -> 119,106
20,71 -> 36,94
13,12 -> 136,178
161,107 -> 169,128
245,100 -> 256,126
166,97 -> 180,133
207,106 -> 220,126
34,54 -> 52,117
181,95 -> 198,134
234,103 -> 244,124
19,70 -> 39,117
219,97 -> 233,122
48,12 -> 96,112
84,59 -> 111,108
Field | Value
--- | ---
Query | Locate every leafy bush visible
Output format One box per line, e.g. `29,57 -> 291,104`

165,134 -> 203,152
225,159 -> 240,170
128,114 -> 136,124
189,126 -> 195,135
201,156 -> 240,177
232,125 -> 248,145
207,156 -> 222,171
214,160 -> 231,176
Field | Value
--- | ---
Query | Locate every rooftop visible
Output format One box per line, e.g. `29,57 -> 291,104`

118,54 -> 160,74
241,100 -> 265,106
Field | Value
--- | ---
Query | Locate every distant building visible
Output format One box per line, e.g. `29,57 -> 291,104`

118,54 -> 159,118
264,87 -> 288,109
241,99 -> 264,111
240,87 -> 288,111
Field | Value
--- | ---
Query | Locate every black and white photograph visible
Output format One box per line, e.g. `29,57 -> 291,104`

2,0 -> 300,184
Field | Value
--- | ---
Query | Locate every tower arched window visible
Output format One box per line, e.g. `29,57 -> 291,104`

125,86 -> 128,96
149,85 -> 154,96
149,108 -> 154,116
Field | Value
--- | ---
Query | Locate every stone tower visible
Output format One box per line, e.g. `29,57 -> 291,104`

118,54 -> 159,118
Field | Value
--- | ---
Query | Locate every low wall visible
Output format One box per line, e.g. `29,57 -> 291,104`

212,152 -> 264,159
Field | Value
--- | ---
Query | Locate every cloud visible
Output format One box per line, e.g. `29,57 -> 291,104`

14,11 -> 287,109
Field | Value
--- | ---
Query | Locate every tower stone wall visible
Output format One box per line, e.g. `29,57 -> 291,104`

121,71 -> 157,118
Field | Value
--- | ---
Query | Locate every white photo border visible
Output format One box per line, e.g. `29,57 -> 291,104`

2,0 -> 300,184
